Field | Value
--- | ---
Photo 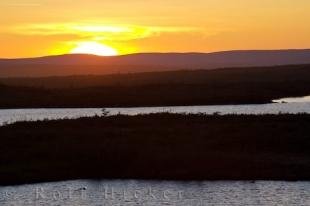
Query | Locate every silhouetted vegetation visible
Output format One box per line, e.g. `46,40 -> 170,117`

1,65 -> 310,108
1,113 -> 310,185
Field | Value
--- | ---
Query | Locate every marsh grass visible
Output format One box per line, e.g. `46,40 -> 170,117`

1,113 -> 310,185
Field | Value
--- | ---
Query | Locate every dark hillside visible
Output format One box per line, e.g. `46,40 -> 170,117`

0,65 -> 310,108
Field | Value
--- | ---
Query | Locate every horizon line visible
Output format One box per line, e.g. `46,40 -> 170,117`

2,48 -> 310,60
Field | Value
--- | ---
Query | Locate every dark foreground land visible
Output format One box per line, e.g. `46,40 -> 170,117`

1,113 -> 310,185
1,64 -> 310,108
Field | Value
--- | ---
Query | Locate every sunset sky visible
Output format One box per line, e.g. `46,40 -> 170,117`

1,0 -> 310,58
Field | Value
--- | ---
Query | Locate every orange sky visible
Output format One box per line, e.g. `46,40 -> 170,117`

1,0 -> 310,58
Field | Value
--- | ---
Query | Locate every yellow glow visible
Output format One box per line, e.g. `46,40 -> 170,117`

10,23 -> 194,56
1,0 -> 310,58
10,23 -> 195,41
70,42 -> 118,56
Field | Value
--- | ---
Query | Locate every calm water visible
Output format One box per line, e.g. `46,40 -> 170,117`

1,180 -> 310,206
1,102 -> 310,126
273,95 -> 310,103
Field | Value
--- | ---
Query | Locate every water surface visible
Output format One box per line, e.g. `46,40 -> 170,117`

273,95 -> 310,103
1,103 -> 310,126
1,180 -> 310,206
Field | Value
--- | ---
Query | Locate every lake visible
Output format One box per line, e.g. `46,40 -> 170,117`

1,97 -> 310,205
1,102 -> 310,126
273,95 -> 310,103
1,180 -> 310,205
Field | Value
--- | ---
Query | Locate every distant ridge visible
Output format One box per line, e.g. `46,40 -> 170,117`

1,49 -> 310,77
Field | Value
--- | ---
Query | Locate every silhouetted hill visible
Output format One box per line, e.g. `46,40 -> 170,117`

1,49 -> 310,77
1,65 -> 310,108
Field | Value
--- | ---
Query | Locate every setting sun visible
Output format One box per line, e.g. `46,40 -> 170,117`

70,42 -> 118,56
1,0 -> 310,58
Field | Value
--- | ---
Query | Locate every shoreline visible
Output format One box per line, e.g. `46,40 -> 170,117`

0,101 -> 275,110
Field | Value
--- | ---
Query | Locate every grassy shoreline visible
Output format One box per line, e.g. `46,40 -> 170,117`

1,113 -> 310,185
